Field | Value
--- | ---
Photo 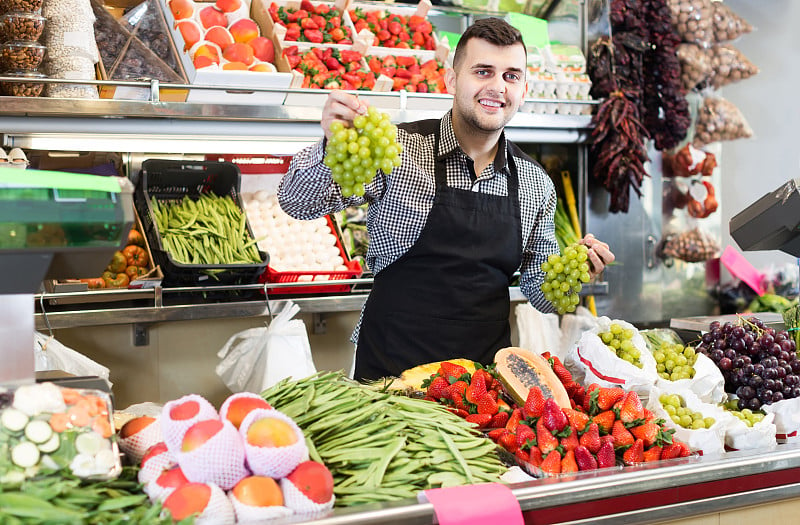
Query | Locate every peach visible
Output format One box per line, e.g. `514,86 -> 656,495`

169,400 -> 200,421
231,476 -> 283,507
119,416 -> 156,439
169,0 -> 195,20
222,61 -> 248,70
229,18 -> 259,44
181,419 -> 223,452
194,55 -> 217,69
215,0 -> 243,13
162,482 -> 211,521
140,442 -> 169,468
286,461 -> 334,504
175,19 -> 202,51
245,416 -> 298,448
222,42 -> 254,65
249,62 -> 276,72
198,5 -> 227,30
205,26 -> 234,50
248,36 -> 274,63
191,42 -> 221,65
155,465 -> 190,489
222,395 -> 271,430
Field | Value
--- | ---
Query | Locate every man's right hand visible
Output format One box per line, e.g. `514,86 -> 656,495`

321,91 -> 368,140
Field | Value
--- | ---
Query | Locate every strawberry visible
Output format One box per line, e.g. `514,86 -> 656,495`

592,410 -> 616,434
563,407 -> 590,432
643,408 -> 656,422
597,387 -> 625,411
465,372 -> 487,404
506,408 -> 523,433
542,398 -> 568,432
676,440 -> 692,457
528,447 -> 543,467
619,391 -> 645,424
579,423 -> 601,454
643,445 -> 662,462
571,385 -> 586,409
516,423 -> 536,451
446,380 -> 469,401
552,361 -> 573,385
630,421 -> 659,448
487,428 -> 506,441
611,420 -> 635,448
540,450 -> 562,474
439,362 -> 468,382
498,432 -> 518,454
522,386 -> 546,420
574,445 -> 598,471
449,392 -> 468,412
446,408 -> 469,418
660,443 -> 682,460
561,449 -> 578,473
536,417 -> 559,455
465,413 -> 492,428
476,393 -> 499,416
583,384 -> 600,414
600,435 -> 615,448
559,427 -> 579,452
596,441 -> 616,469
622,438 -> 644,465
514,449 -> 530,464
489,411 -> 509,429
426,375 -> 449,400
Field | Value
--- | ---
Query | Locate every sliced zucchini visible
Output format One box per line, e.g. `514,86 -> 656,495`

1,408 -> 29,433
24,420 -> 53,444
37,432 -> 61,454
11,441 -> 40,468
75,431 -> 106,456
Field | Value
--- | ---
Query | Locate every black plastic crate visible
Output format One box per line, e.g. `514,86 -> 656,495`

134,159 -> 268,287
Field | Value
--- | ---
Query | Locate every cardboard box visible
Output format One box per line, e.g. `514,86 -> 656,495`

160,0 -> 292,105
251,0 -> 355,44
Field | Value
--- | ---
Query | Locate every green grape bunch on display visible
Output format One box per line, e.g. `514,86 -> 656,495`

540,242 -> 591,314
323,106 -> 403,198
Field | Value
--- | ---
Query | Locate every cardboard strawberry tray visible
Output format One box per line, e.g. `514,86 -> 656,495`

251,0 -> 357,47
346,0 -> 441,52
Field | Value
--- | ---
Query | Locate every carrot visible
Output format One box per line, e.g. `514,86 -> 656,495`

86,395 -> 110,417
92,416 -> 113,439
61,387 -> 82,405
50,412 -> 71,433
67,404 -> 91,428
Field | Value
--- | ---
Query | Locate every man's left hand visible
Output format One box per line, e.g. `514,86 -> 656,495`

581,233 -> 614,278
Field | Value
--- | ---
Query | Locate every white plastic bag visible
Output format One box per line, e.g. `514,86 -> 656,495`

654,352 -> 726,404
761,397 -> 800,443
515,303 -> 562,359
725,411 -> 777,451
33,331 -> 111,383
216,302 -> 316,393
566,317 -> 658,399
558,306 -> 598,357
647,384 -> 730,456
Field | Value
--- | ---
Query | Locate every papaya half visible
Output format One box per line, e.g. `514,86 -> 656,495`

494,347 -> 571,409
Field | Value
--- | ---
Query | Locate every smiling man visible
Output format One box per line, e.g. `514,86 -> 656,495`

278,17 -> 614,381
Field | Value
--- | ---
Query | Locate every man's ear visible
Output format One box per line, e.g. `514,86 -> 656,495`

444,67 -> 456,95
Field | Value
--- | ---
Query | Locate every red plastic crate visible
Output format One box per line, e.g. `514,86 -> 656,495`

259,215 -> 363,295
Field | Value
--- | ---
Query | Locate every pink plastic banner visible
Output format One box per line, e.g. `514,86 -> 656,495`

424,483 -> 523,525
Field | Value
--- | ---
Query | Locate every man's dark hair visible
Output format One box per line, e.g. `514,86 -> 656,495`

452,17 -> 526,70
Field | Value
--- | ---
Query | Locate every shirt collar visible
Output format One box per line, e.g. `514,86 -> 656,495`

438,110 -> 510,174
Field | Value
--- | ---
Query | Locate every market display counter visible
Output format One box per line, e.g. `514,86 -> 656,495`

284,444 -> 800,524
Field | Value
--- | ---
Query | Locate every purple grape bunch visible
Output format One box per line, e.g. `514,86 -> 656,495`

695,317 -> 800,411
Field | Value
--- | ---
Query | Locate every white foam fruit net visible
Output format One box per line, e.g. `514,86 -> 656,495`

229,494 -> 294,523
144,469 -> 185,504
137,444 -> 176,485
160,394 -> 219,455
118,417 -> 163,464
194,483 -> 236,525
175,420 -> 249,491
280,476 -> 336,514
239,408 -> 309,479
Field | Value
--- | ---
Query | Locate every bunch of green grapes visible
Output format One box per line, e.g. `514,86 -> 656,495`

323,106 -> 403,198
599,322 -> 643,368
721,399 -> 766,428
660,393 -> 716,430
540,243 -> 591,314
653,343 -> 698,381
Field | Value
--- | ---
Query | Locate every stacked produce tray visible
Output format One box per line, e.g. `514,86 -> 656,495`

134,159 -> 268,287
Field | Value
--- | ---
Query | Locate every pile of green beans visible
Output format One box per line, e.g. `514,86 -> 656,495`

0,467 -> 186,524
262,372 -> 507,507
152,193 -> 262,265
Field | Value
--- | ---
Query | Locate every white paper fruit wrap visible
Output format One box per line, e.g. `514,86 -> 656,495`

229,493 -> 293,523
647,384 -> 732,456
144,467 -> 187,503
762,396 -> 800,443
175,419 -> 250,490
118,417 -> 163,464
654,352 -> 726,404
160,394 -> 219,456
280,476 -> 336,514
219,392 -> 270,428
138,444 -> 176,485
725,410 -> 777,451
162,483 -> 236,525
567,317 -> 659,400
240,408 -> 308,478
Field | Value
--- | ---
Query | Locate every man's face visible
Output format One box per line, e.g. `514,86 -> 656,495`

446,38 -> 528,134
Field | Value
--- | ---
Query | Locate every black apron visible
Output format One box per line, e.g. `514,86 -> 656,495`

354,120 -> 523,381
